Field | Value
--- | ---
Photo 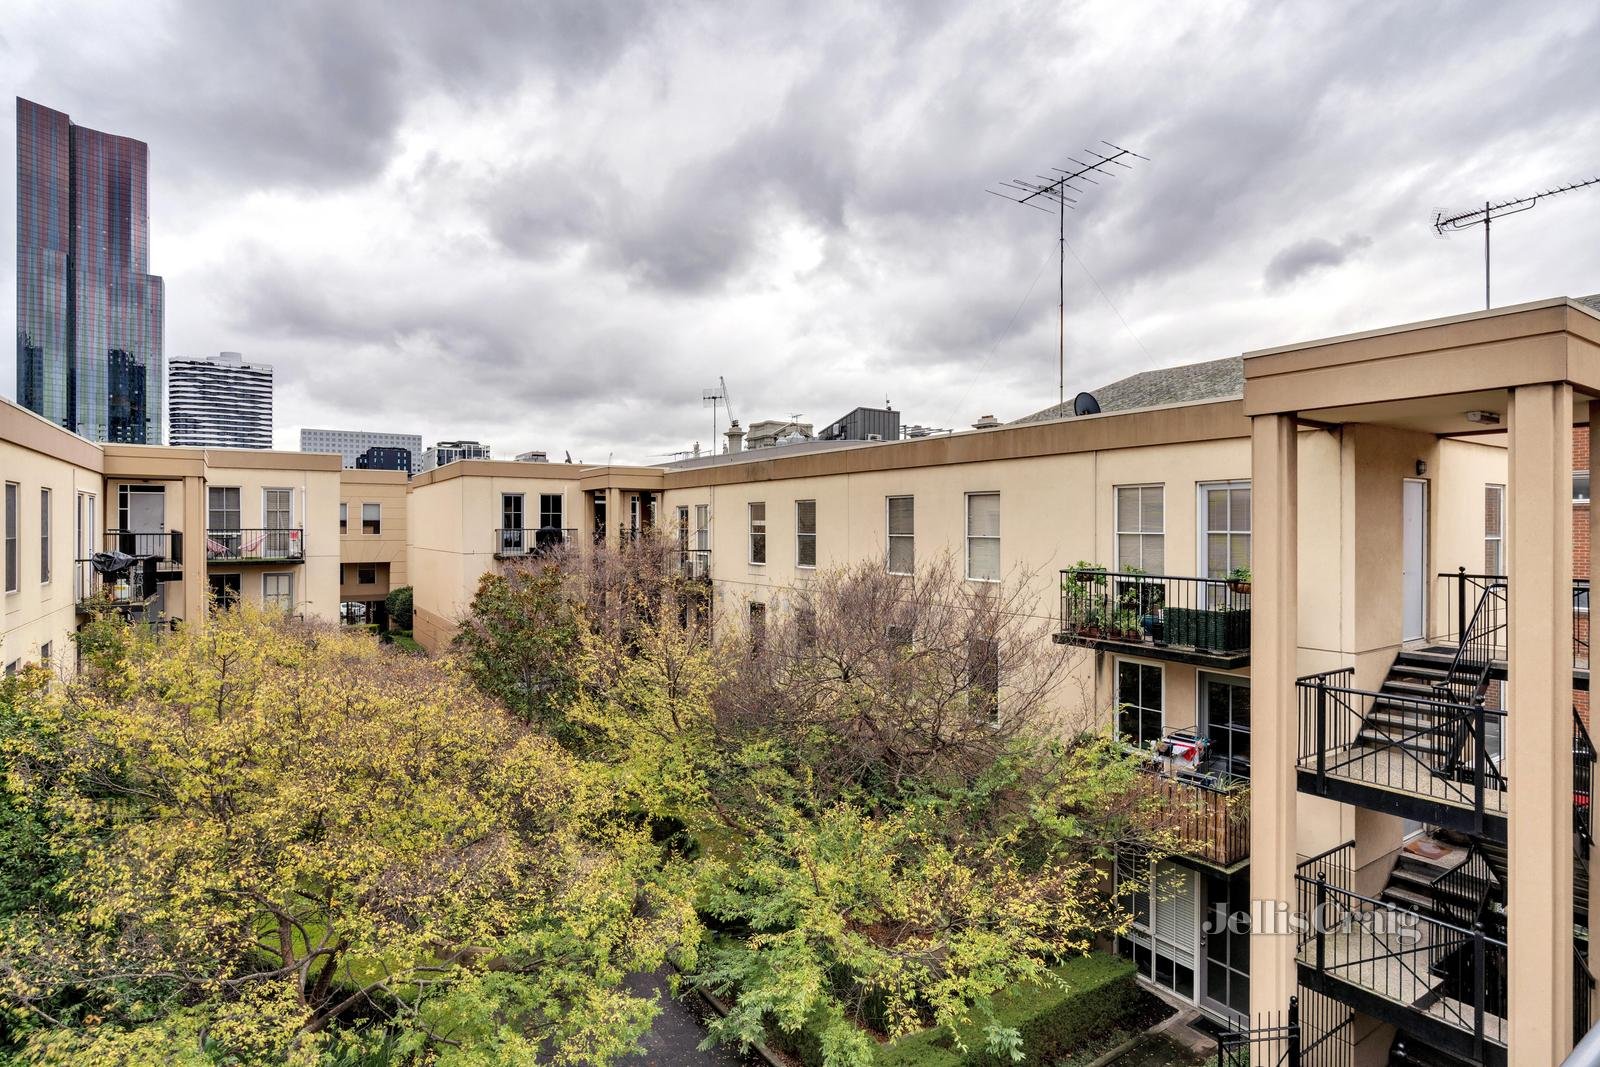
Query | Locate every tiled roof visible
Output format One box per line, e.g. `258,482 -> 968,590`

1014,355 -> 1244,423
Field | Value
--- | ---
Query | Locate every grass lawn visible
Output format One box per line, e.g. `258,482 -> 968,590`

391,630 -> 425,654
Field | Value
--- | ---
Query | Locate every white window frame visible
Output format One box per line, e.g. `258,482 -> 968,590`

39,487 -> 51,585
796,499 -> 817,569
362,502 -> 381,535
886,495 -> 914,575
4,482 -> 18,594
263,487 -> 294,529
694,504 -> 710,551
965,492 -> 1001,583
1115,656 -> 1166,750
1196,481 -> 1251,579
1485,483 -> 1506,576
263,572 -> 294,612
1114,484 -> 1164,573
748,502 -> 766,565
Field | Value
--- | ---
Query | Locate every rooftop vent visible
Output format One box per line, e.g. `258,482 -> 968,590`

972,414 -> 1000,429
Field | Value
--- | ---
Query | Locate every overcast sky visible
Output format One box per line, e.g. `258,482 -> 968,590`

4,1 -> 1600,460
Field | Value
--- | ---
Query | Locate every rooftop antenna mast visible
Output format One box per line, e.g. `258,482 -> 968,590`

989,141 -> 1147,407
703,376 -> 734,451
1434,175 -> 1600,309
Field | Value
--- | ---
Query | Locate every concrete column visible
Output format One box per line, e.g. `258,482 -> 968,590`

181,475 -> 207,622
1507,383 -> 1574,1060
1249,412 -> 1299,1021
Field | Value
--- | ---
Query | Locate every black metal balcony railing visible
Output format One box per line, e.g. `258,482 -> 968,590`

205,528 -> 305,562
495,528 -> 576,555
1297,668 -> 1508,833
1439,569 -> 1589,675
1057,568 -> 1250,662
104,529 -> 183,566
1580,948 -> 1597,1052
678,547 -> 711,580
1297,841 -> 1507,1060
1579,711 -> 1596,850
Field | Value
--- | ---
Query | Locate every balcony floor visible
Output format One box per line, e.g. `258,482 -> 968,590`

1051,632 -> 1249,669
1308,743 -> 1507,817
1300,924 -> 1505,1050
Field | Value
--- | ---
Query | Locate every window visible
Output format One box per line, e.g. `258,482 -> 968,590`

1579,471 -> 1592,505
263,573 -> 294,611
208,573 -> 241,610
965,493 -> 1000,582
677,506 -> 690,547
1115,485 -> 1164,572
339,502 -> 348,534
887,496 -> 914,575
886,623 -> 914,647
358,566 -> 377,585
1116,660 -> 1164,749
3,662 -> 15,677
4,482 -> 17,593
1201,674 -> 1250,780
1484,484 -> 1505,575
539,494 -> 563,530
264,488 -> 293,557
749,601 -> 766,648
796,500 -> 817,568
39,488 -> 51,584
695,504 -> 710,551
39,641 -> 51,665
362,503 -> 380,535
967,637 -> 1000,724
501,494 -> 525,551
76,492 -> 95,600
797,604 -> 817,649
748,502 -> 766,564
1200,482 -> 1250,578
208,487 -> 241,531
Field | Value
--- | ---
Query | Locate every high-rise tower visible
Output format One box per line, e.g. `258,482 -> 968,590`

16,98 -> 165,443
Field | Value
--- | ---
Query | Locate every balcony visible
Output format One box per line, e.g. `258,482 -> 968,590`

678,547 -> 711,581
1296,842 -> 1507,1066
1139,764 -> 1248,868
205,528 -> 305,563
1055,568 -> 1250,668
1297,668 -> 1508,840
1438,569 -> 1589,687
494,527 -> 576,558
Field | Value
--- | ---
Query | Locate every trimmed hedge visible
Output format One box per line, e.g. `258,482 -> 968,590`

874,953 -> 1138,1066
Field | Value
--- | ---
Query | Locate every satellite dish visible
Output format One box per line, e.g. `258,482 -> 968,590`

1073,391 -> 1101,416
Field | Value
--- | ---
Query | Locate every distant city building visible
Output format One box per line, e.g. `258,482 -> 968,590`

300,429 -> 423,474
16,98 -> 165,443
819,406 -> 900,443
355,446 -> 411,472
167,352 -> 273,449
746,419 -> 814,449
420,440 -> 490,472
515,450 -> 550,463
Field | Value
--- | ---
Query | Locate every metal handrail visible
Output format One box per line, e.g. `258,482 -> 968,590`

204,527 -> 304,562
1433,581 -> 1504,706
495,527 -> 576,554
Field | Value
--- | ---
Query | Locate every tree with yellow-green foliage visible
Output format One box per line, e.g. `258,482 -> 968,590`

0,607 -> 698,1065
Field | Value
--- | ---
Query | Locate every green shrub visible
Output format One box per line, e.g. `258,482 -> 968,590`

875,953 -> 1138,1066
386,585 -> 414,630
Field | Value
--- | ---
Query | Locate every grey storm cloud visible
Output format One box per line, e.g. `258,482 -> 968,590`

5,0 -> 1600,460
1263,234 -> 1374,291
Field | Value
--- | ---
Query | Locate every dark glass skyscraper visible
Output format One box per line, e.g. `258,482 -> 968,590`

16,98 -> 164,443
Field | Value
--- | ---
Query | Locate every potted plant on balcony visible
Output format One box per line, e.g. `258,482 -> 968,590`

1227,565 -> 1252,595
1119,565 -> 1165,641
1062,563 -> 1108,637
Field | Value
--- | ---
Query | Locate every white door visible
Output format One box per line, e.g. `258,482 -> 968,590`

1402,479 -> 1428,642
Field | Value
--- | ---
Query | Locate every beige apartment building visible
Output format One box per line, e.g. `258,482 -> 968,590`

1,396 -> 405,672
401,296 -> 1600,1067
9,296 -> 1600,1064
338,468 -> 409,626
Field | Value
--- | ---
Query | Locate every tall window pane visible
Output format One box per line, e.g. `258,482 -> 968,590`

796,500 -> 817,568
748,502 -> 766,564
39,488 -> 51,583
539,494 -> 563,529
887,496 -> 914,574
362,502 -> 380,535
1115,485 -> 1164,572
1117,660 -> 1164,748
966,493 -> 1000,581
4,483 -> 17,593
1201,483 -> 1250,578
1484,484 -> 1505,574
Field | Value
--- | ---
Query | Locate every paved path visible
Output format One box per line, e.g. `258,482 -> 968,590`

612,969 -> 765,1067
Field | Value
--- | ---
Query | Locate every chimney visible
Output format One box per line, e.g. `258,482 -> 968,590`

725,420 -> 745,454
972,414 -> 1000,429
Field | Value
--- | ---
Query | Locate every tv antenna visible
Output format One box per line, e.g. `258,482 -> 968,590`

703,376 -> 734,448
988,141 -> 1147,408
1434,175 -> 1600,309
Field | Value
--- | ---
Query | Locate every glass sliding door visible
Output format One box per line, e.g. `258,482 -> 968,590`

1117,852 -> 1199,1002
